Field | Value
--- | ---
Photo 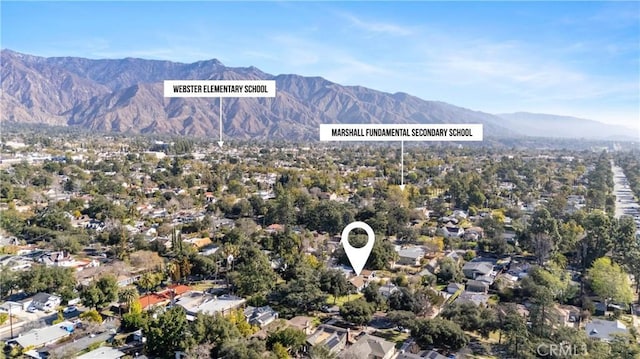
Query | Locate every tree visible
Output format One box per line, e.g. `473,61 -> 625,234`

587,257 -> 633,305
229,245 -> 276,297
497,304 -> 530,357
267,327 -> 307,355
340,298 -> 374,326
580,211 -> 613,270
320,269 -> 350,303
411,318 -> 468,351
387,310 -> 417,328
191,312 -> 241,356
218,338 -> 267,359
79,309 -> 102,323
80,274 -> 118,309
146,306 -> 193,358
309,343 -> 337,359
274,260 -> 327,316
436,257 -> 461,284
526,208 -> 560,265
17,265 -> 76,300
118,287 -> 139,313
441,302 -> 497,338
138,272 -> 162,309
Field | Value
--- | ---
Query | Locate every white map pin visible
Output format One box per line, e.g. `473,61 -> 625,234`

341,221 -> 375,276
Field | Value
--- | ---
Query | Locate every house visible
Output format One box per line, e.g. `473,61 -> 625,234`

594,302 -> 607,316
454,292 -> 490,307
138,284 -> 192,310
441,226 -> 464,238
397,247 -> 425,266
463,227 -> 484,241
349,276 -> 367,292
7,321 -> 74,349
585,320 -> 629,342
288,316 -> 314,335
183,237 -> 213,249
306,324 -> 349,353
265,224 -> 285,234
30,293 -> 62,311
204,192 -> 216,203
466,280 -> 489,293
462,262 -> 493,279
501,231 -> 518,245
76,347 -> 126,359
446,283 -> 464,295
37,251 -> 73,267
176,292 -> 246,319
378,282 -> 400,298
361,270 -> 376,281
244,306 -> 278,327
339,334 -> 396,359
397,350 -> 449,359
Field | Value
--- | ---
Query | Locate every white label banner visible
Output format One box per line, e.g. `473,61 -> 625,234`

164,80 -> 276,98
319,124 -> 483,141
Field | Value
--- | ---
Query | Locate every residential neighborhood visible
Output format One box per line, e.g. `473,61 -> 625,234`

1,133 -> 639,359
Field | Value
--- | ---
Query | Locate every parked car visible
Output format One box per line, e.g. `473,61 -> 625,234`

63,305 -> 78,313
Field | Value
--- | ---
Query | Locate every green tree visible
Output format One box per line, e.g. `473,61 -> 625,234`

266,327 -> 307,355
411,318 -> 468,351
436,257 -> 461,284
526,208 -> 560,265
79,309 -> 103,323
146,306 -> 193,358
191,312 -> 241,356
340,298 -> 374,326
587,257 -> 633,305
580,211 -> 613,271
319,269 -> 350,303
229,245 -> 276,297
309,344 -> 337,359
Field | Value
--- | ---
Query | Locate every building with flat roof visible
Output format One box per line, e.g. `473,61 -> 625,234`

175,292 -> 246,319
76,346 -> 126,359
8,321 -> 75,349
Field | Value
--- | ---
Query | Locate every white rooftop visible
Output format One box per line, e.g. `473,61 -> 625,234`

12,321 -> 74,348
76,346 -> 125,359
175,292 -> 246,317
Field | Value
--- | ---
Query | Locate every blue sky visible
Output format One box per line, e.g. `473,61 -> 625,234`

2,1 -> 639,131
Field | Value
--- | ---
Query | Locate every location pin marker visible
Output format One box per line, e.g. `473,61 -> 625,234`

341,221 -> 375,276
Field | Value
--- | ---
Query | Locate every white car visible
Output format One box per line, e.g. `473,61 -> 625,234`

63,305 -> 78,313
27,306 -> 38,313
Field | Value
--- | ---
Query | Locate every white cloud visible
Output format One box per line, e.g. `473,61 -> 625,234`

338,12 -> 414,36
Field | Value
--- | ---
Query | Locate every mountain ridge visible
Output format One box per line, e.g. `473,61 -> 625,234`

1,49 -> 631,141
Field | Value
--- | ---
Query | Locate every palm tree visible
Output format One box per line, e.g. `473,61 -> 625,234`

138,272 -> 160,310
118,287 -> 139,315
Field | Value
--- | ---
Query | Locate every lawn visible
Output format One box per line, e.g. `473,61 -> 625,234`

190,282 -> 214,291
370,329 -> 410,348
325,293 -> 363,306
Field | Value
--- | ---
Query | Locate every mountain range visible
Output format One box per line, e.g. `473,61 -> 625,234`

1,49 -> 634,141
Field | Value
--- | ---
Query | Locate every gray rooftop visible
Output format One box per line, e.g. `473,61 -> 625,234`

398,247 -> 425,259
340,334 -> 395,359
12,321 -> 74,348
585,320 -> 628,342
76,346 -> 126,359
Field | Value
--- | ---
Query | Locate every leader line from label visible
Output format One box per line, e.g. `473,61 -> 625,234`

163,80 -> 277,147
